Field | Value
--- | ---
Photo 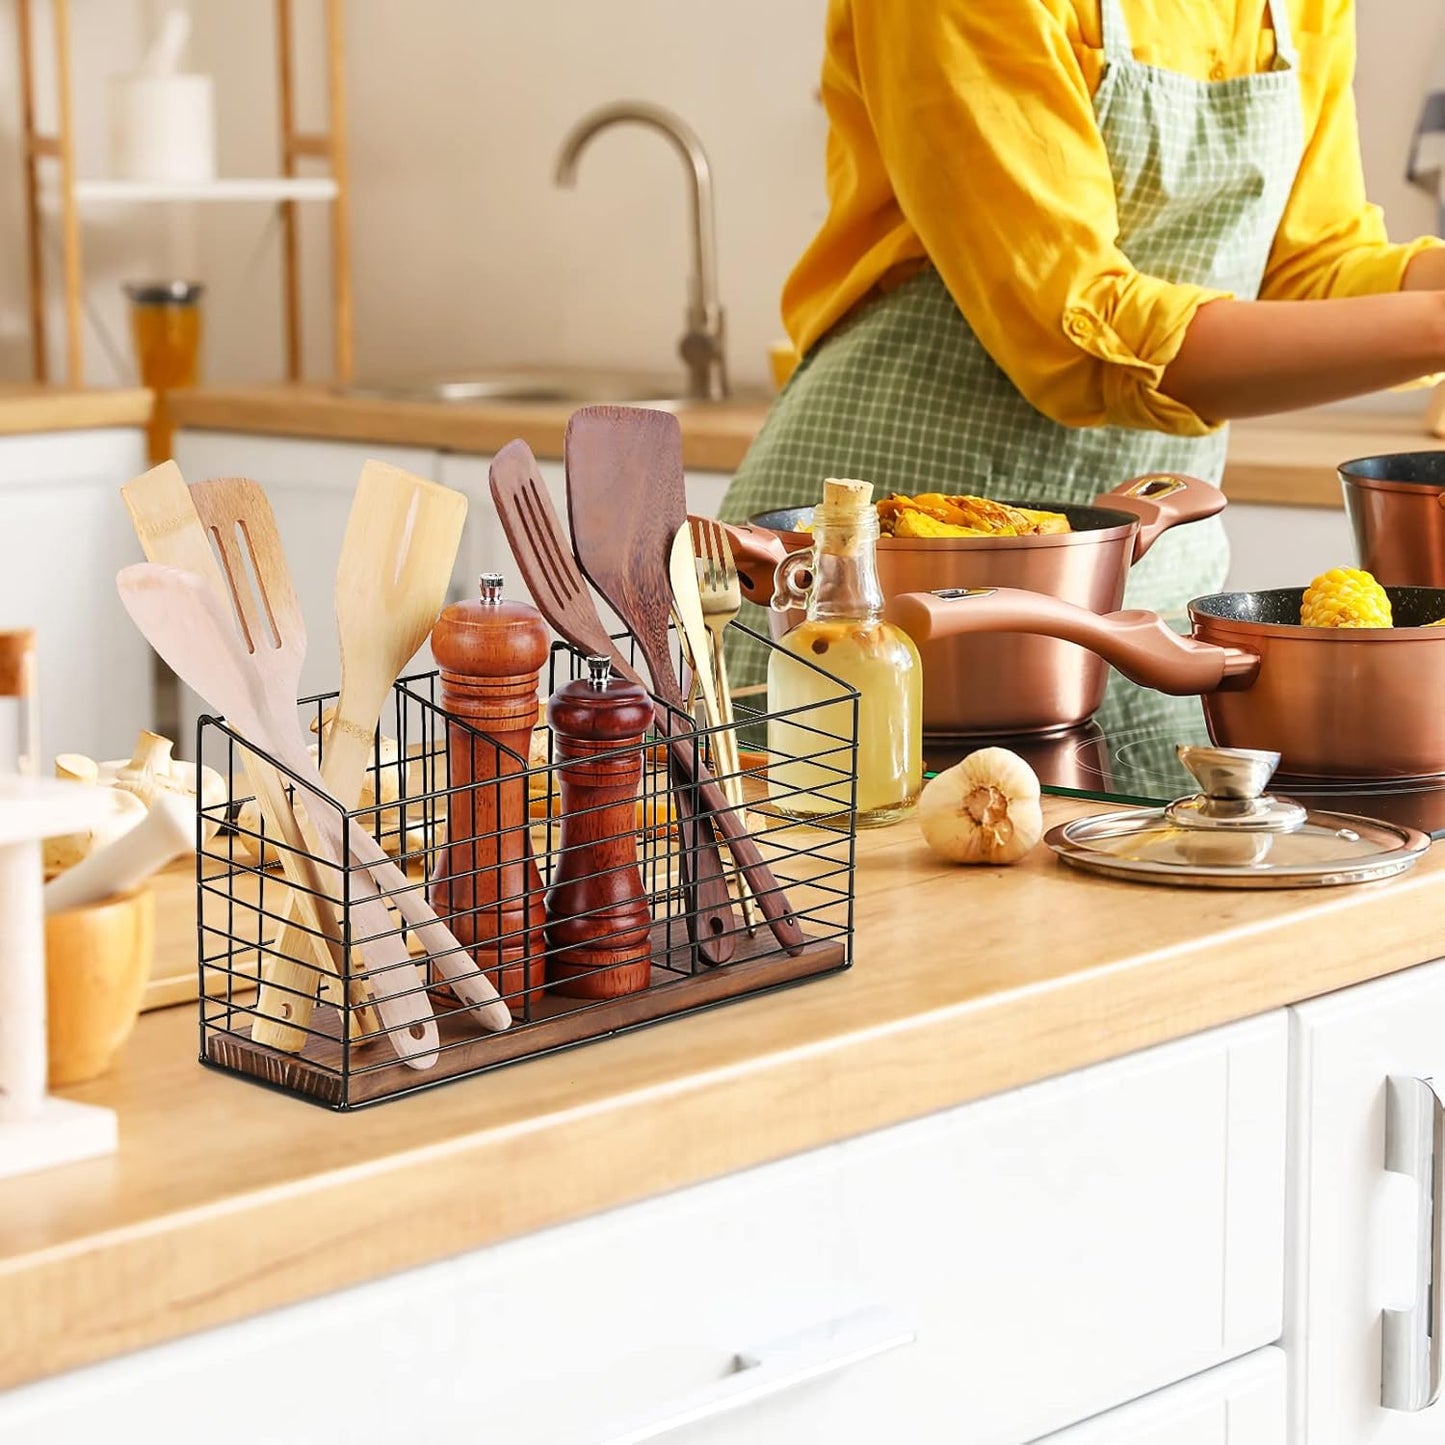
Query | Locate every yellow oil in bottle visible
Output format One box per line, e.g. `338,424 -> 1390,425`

767,616 -> 922,827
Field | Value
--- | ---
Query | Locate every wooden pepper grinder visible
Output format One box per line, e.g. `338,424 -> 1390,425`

428,573 -> 549,1008
545,656 -> 653,999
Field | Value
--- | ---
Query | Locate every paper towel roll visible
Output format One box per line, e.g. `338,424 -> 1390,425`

109,73 -> 216,185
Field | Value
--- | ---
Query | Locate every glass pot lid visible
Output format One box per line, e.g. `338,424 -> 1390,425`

1045,745 -> 1432,888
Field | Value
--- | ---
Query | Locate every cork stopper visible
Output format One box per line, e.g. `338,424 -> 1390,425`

820,477 -> 873,516
813,477 -> 876,557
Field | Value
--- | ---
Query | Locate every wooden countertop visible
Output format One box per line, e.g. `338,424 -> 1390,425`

4,798 -> 1444,1391
168,383 -> 771,474
0,385 -> 151,436
168,384 -> 1445,509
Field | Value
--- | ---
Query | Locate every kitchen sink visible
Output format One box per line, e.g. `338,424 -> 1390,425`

331,368 -> 772,410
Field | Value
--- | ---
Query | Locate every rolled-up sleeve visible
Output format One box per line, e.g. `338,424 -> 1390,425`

851,0 -> 1228,435
1262,0 -> 1444,303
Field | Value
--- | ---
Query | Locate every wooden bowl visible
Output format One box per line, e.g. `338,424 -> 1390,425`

45,885 -> 155,1086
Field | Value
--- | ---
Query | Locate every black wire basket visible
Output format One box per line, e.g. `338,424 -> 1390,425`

196,625 -> 858,1109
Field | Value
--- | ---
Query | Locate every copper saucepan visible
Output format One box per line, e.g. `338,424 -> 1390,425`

722,472 -> 1226,736
1340,450 -> 1445,586
887,583 -> 1445,779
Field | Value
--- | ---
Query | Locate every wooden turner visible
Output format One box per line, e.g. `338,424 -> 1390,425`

562,407 -> 739,961
186,478 -> 511,1035
121,461 -> 344,1051
490,439 -> 805,958
267,460 -> 468,1002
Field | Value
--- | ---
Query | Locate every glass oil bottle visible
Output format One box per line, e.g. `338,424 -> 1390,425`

766,477 -> 922,827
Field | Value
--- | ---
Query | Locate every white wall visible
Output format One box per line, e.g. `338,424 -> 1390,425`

0,0 -> 1441,391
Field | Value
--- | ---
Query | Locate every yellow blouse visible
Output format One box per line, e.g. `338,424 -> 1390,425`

783,0 -> 1442,435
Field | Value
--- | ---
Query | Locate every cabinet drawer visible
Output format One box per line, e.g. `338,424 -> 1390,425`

0,1014 -> 1285,1445
1035,1347 -> 1285,1443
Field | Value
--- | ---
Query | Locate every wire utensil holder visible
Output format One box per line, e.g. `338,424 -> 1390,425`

196,626 -> 857,1109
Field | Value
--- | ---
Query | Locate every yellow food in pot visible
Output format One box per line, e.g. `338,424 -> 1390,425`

1300,567 -> 1393,628
879,492 -> 1070,537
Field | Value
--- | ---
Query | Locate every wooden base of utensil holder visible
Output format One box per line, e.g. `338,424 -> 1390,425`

205,921 -> 846,1109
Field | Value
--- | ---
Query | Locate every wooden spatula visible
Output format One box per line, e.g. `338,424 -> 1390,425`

120,461 -> 343,1052
562,406 -> 739,961
267,461 -> 467,1002
490,439 -> 806,958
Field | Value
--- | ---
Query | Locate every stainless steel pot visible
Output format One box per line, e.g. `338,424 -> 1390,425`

724,473 -> 1225,736
1340,450 -> 1445,586
889,583 -> 1445,779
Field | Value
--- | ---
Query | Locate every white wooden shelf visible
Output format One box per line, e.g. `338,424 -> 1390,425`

68,177 -> 339,204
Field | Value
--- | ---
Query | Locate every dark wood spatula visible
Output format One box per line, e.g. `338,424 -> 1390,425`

489,439 -> 806,959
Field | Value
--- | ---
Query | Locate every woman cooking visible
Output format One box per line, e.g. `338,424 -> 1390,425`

720,0 -> 1445,690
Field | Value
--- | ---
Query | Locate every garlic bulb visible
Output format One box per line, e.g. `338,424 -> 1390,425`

917,747 -> 1044,865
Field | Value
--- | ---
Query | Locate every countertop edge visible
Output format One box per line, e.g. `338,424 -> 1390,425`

3,856 -> 1440,1393
0,388 -> 152,436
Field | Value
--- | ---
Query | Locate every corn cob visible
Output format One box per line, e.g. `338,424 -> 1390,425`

1299,568 -> 1392,628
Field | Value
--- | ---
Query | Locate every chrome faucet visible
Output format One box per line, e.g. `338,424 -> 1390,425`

555,102 -> 729,403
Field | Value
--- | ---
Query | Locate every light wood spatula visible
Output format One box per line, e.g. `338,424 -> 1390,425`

120,461 -> 343,1052
267,461 -> 467,1010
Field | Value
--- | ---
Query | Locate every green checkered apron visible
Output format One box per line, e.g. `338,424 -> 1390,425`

721,0 -> 1304,698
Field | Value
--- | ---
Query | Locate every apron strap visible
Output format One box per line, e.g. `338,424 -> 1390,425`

1098,0 -> 1136,66
1265,0 -> 1298,69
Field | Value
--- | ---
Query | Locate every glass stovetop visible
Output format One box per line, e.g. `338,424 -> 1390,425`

922,672 -> 1445,840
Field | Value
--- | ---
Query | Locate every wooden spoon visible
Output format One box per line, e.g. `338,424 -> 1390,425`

266,461 -> 467,1006
117,560 -> 443,1068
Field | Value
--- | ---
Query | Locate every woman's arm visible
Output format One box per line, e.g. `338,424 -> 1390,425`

1159,289 -> 1445,422
1166,0 -> 1445,421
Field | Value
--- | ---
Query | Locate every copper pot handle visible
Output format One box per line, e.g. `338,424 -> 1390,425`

712,519 -> 790,608
1095,473 -> 1226,565
886,586 -> 1260,696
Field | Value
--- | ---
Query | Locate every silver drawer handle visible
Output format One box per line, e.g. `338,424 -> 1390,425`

595,1306 -> 916,1444
1383,1074 -> 1445,1411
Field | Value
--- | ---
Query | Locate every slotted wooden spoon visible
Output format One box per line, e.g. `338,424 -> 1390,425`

490,439 -> 805,957
267,460 -> 468,1003
121,461 -> 343,1052
186,478 -> 511,1036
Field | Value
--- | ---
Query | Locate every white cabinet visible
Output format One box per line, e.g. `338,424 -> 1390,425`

0,426 -> 150,761
0,1012 -> 1286,1445
1036,1348 -> 1285,1443
1287,958 -> 1445,1444
1222,503 -> 1353,592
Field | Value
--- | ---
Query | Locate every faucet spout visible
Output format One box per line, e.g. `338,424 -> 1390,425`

554,101 -> 728,402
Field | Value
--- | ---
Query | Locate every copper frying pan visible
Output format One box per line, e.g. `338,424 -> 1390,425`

887,583 -> 1445,779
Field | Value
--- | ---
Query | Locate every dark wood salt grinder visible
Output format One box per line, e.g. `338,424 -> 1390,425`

428,572 -> 549,1007
546,656 -> 654,998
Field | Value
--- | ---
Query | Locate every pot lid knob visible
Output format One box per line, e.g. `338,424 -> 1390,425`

1166,745 -> 1308,833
